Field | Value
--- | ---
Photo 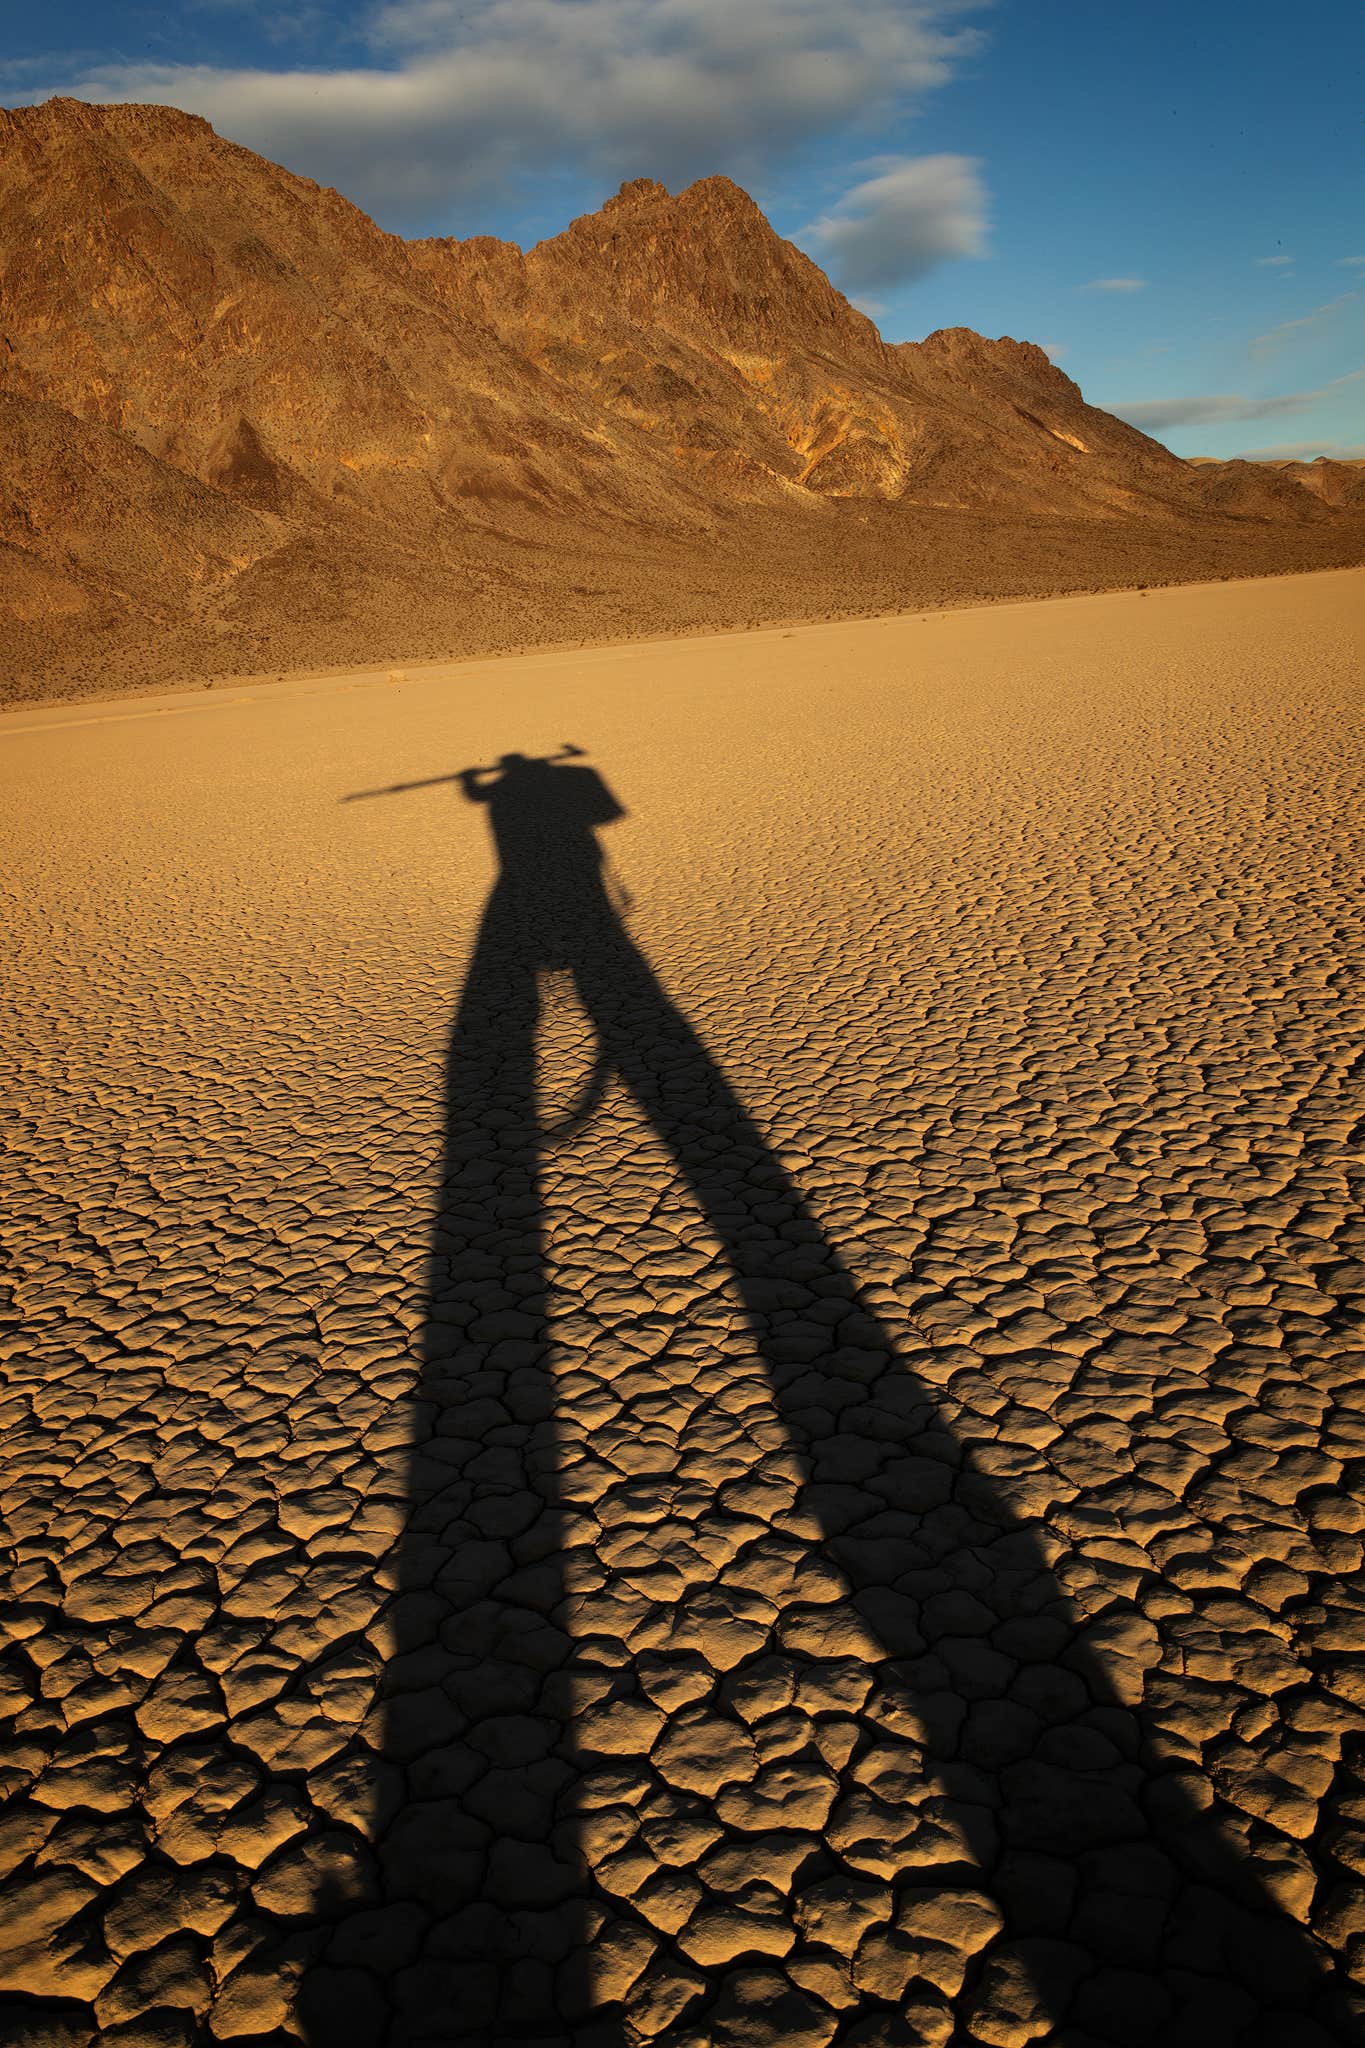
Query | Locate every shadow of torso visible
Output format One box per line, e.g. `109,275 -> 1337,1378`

480,759 -> 624,969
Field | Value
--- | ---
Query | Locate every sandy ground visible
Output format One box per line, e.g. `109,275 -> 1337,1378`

8,511 -> 1365,711
2,570 -> 1363,2046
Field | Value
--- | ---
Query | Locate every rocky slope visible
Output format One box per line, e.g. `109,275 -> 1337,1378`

1255,457 -> 1365,511
2,96 -> 1361,701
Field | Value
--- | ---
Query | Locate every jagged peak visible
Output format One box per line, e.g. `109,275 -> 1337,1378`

917,327 -> 1056,372
675,174 -> 763,211
906,326 -> 1080,396
10,95 -> 217,143
597,175 -> 760,218
529,170 -> 884,365
602,177 -> 671,211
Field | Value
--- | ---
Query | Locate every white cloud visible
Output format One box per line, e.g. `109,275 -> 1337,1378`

1233,439 -> 1365,461
20,0 -> 991,225
1337,255 -> 1365,268
1114,366 -> 1365,433
1255,254 -> 1293,267
799,152 -> 987,290
1081,276 -> 1146,292
1251,292 -> 1358,359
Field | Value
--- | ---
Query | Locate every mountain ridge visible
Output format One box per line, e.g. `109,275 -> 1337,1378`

3,95 -> 1361,703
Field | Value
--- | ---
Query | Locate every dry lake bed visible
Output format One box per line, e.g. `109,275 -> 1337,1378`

2,569 -> 1362,2046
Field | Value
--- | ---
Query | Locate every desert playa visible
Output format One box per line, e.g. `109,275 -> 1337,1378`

2,569 -> 1362,2043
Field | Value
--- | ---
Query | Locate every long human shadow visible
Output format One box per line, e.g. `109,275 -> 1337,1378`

309,748 -> 1342,2047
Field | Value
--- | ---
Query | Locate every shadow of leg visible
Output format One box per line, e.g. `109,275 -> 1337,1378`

303,898 -> 604,2047
303,874 -> 1346,2048
573,922 -> 1343,2046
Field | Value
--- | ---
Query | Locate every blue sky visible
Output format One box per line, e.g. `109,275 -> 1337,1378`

6,0 -> 1363,458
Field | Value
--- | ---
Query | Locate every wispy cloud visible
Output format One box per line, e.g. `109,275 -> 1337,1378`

1251,292 -> 1358,359
1114,366 -> 1365,433
800,152 -> 987,290
1234,439 -> 1365,461
1337,255 -> 1365,268
1081,276 -> 1146,292
0,49 -> 109,85
1255,254 -> 1294,267
1118,392 -> 1311,431
13,0 -> 992,225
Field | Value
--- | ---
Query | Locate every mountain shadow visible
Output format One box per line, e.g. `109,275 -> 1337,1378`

304,747 -> 1346,2048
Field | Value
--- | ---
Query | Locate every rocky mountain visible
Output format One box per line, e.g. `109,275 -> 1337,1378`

1249,457 -> 1365,511
2,96 -> 1361,701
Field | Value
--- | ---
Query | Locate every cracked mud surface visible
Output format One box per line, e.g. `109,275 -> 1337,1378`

1,570 -> 1363,2047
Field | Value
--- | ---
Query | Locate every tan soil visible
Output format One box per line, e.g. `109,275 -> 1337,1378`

2,572 -> 1362,2043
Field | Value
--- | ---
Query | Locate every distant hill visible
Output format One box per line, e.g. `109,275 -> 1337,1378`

3,97 -> 1361,702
